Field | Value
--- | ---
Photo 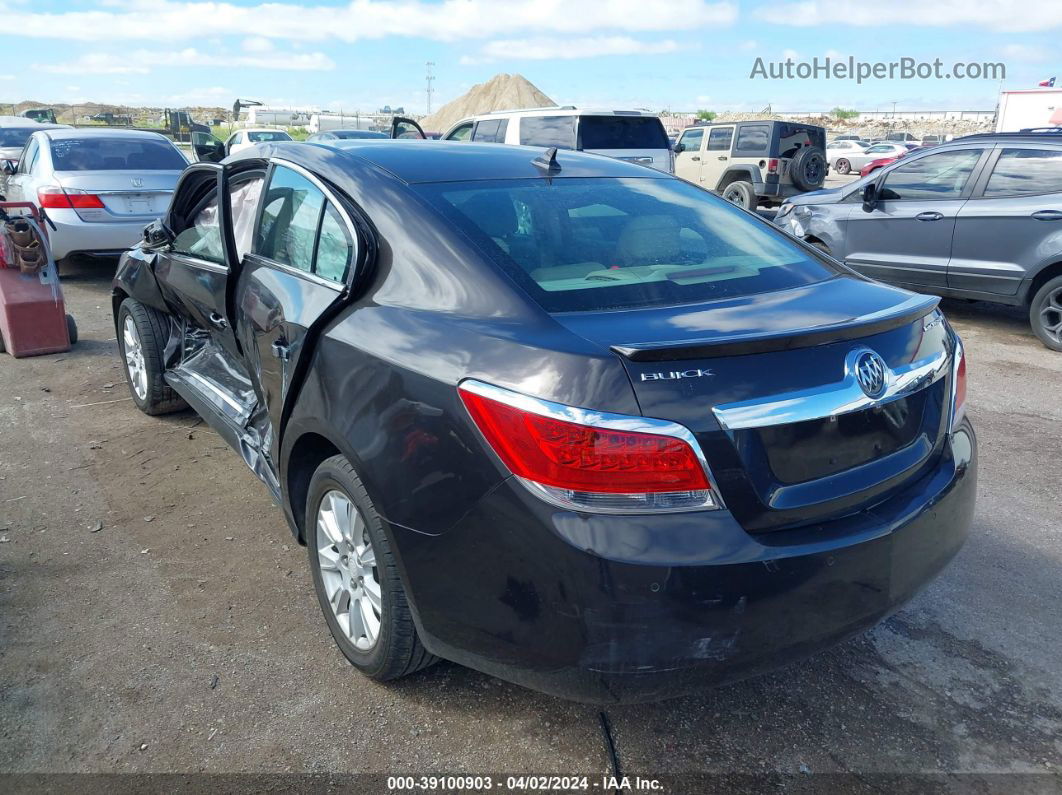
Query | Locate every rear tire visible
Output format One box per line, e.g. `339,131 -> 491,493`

721,180 -> 756,210
117,299 -> 187,415
808,239 -> 832,256
1029,275 -> 1062,352
65,314 -> 78,345
835,158 -> 851,175
306,455 -> 438,681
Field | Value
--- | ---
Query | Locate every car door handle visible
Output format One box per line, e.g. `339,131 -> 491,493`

915,211 -> 944,222
208,312 -> 228,330
690,156 -> 700,161
1032,210 -> 1062,221
718,156 -> 728,161
270,339 -> 290,361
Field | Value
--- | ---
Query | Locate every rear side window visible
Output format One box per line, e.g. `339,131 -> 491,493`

579,116 -> 668,150
777,123 -> 825,158
50,137 -> 186,171
254,164 -> 354,282
256,165 -> 326,272
315,205 -> 353,282
519,116 -> 576,149
879,149 -> 983,201
416,177 -> 839,313
472,118 -> 508,143
984,148 -> 1062,197
707,127 -> 734,152
733,125 -> 770,155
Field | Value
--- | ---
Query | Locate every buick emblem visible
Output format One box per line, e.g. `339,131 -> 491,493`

854,350 -> 888,398
130,177 -> 143,188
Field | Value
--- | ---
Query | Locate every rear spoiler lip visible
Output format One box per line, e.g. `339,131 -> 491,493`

610,294 -> 940,361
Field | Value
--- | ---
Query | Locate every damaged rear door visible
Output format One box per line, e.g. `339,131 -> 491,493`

230,159 -> 358,469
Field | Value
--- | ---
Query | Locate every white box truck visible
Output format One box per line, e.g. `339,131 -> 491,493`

996,89 -> 1062,132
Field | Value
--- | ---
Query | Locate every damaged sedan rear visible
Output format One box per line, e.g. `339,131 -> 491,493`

111,141 -> 976,703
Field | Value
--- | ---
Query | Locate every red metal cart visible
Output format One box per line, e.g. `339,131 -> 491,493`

0,202 -> 77,357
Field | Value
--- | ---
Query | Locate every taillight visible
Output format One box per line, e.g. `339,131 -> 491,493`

458,380 -> 720,513
767,158 -> 779,174
950,339 -> 967,430
37,186 -> 105,210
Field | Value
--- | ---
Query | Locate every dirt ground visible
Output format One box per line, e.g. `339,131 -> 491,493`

1,256 -> 1061,791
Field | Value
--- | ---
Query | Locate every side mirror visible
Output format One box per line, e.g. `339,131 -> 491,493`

673,142 -> 685,154
142,218 -> 174,249
861,183 -> 878,213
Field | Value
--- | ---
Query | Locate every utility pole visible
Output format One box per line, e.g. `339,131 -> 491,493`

426,61 -> 436,116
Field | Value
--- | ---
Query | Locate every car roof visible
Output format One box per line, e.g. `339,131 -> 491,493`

307,140 -> 672,184
40,127 -> 172,141
0,115 -> 66,129
457,107 -> 659,123
242,128 -> 292,134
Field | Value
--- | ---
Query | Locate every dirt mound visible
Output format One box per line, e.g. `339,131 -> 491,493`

419,73 -> 555,133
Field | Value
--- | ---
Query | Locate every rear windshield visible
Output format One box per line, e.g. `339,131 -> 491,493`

248,131 -> 292,142
579,116 -> 668,150
50,138 -> 186,171
416,177 -> 839,313
0,128 -> 35,148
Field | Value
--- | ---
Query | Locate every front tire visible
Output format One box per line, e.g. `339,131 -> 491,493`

721,180 -> 756,210
1030,275 -> 1062,351
306,455 -> 437,681
117,299 -> 187,415
835,158 -> 851,175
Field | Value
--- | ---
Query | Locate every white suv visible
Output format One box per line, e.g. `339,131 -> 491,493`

442,108 -> 673,173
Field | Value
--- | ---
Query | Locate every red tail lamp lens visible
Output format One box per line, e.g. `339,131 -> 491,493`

459,389 -> 709,494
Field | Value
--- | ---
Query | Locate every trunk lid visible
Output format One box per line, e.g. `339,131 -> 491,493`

556,277 -> 952,531
54,170 -> 179,223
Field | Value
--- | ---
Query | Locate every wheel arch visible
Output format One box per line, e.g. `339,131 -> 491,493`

715,165 -> 762,191
282,427 -> 346,545
1022,259 -> 1062,306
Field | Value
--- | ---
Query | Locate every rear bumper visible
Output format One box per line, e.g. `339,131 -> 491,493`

44,209 -> 147,260
389,421 -> 977,703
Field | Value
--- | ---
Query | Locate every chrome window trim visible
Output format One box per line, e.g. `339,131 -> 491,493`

712,344 -> 950,431
458,379 -> 724,513
948,334 -> 965,432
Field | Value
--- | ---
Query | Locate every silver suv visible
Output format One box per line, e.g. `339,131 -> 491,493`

674,120 -> 827,209
777,130 -> 1062,350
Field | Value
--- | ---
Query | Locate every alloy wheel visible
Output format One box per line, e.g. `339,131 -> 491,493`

1039,286 -> 1062,344
315,489 -> 382,650
122,315 -> 147,401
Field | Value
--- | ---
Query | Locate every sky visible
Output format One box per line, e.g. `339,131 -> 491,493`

1,0 -> 1060,115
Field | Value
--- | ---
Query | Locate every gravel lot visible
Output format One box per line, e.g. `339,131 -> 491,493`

1,251 -> 1061,790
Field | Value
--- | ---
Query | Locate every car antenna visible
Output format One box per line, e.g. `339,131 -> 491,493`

532,147 -> 560,173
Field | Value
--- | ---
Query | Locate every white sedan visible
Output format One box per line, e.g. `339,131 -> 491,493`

825,139 -> 869,174
834,142 -> 911,174
225,128 -> 293,156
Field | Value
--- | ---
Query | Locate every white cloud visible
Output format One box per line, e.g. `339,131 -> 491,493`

782,49 -> 801,61
8,0 -> 737,42
463,36 -> 684,63
739,40 -> 758,50
242,36 -> 274,53
757,0 -> 1062,31
36,48 -> 335,74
